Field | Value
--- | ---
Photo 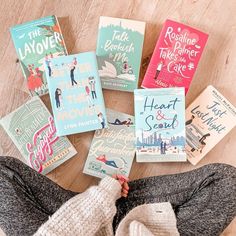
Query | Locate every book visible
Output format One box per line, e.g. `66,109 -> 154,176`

96,16 -> 146,92
10,15 -> 67,96
0,97 -> 77,175
45,52 -> 107,136
134,87 -> 186,162
185,85 -> 236,165
83,109 -> 135,178
141,19 -> 208,94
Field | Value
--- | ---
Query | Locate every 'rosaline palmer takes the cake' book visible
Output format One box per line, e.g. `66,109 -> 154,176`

96,16 -> 146,92
0,96 -> 77,175
10,15 -> 67,96
45,52 -> 107,136
185,85 -> 236,165
134,87 -> 186,162
141,19 -> 208,94
83,109 -> 135,179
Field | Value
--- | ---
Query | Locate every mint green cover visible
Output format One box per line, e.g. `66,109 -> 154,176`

96,16 -> 145,92
0,97 -> 77,175
83,109 -> 135,178
10,15 -> 67,96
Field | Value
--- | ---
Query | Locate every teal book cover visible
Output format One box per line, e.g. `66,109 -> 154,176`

83,108 -> 135,179
45,52 -> 107,136
10,15 -> 67,96
96,16 -> 145,92
0,97 -> 77,175
134,87 -> 186,162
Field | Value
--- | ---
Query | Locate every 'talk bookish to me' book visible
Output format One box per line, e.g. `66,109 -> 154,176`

134,87 -> 186,162
185,85 -> 236,165
0,97 -> 77,175
83,109 -> 135,178
141,19 -> 208,94
96,16 -> 146,92
10,15 -> 67,96
45,52 -> 107,136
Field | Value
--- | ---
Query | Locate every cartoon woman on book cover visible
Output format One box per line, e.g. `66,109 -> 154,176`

88,76 -> 97,99
69,58 -> 78,86
85,86 -> 94,107
97,112 -> 106,128
27,64 -> 43,95
55,88 -> 62,108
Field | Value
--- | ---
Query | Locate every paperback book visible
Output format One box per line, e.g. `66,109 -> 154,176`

96,16 -> 146,92
45,52 -> 107,136
141,19 -> 208,94
10,15 -> 67,96
185,85 -> 236,165
83,109 -> 135,178
134,87 -> 186,162
0,97 -> 77,175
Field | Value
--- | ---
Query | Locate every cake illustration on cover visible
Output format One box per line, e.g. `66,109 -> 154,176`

10,15 -> 67,96
96,16 -> 145,92
186,85 -> 236,165
141,19 -> 208,94
45,52 -> 107,136
0,97 -> 77,175
83,109 -> 135,178
134,87 -> 186,162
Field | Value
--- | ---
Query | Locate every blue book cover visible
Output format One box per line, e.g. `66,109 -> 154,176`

83,109 -> 135,178
45,52 -> 107,136
134,87 -> 186,162
10,15 -> 67,96
96,16 -> 145,92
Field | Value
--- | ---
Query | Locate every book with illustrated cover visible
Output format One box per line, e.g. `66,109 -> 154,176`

141,19 -> 208,94
185,85 -> 236,165
45,52 -> 107,136
134,87 -> 186,162
10,15 -> 67,96
0,97 -> 77,175
83,109 -> 135,178
96,16 -> 145,92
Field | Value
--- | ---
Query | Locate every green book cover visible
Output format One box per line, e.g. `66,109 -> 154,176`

10,15 -> 67,96
0,97 -> 77,175
96,16 -> 145,92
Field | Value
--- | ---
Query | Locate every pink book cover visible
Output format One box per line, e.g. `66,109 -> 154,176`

141,19 -> 208,94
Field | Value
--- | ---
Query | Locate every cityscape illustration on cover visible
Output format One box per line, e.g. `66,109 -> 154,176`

45,52 -> 107,136
185,85 -> 236,165
134,87 -> 186,162
10,15 -> 67,96
96,16 -> 145,92
0,97 -> 77,175
83,109 -> 135,178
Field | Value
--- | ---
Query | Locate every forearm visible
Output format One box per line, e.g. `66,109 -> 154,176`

34,177 -> 121,236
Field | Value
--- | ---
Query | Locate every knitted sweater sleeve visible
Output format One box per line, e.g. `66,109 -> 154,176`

34,176 -> 121,236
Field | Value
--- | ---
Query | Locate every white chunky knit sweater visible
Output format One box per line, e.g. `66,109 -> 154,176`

35,176 -> 179,236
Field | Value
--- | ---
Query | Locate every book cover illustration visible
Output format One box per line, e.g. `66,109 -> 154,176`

83,108 -> 135,178
10,15 -> 67,96
185,85 -> 236,165
45,52 -> 107,136
134,87 -> 186,162
0,97 -> 77,175
96,16 -> 145,92
141,19 -> 208,94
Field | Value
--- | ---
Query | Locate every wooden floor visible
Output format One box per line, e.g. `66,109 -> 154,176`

0,0 -> 236,235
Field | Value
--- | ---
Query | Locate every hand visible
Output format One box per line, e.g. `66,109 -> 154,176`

112,174 -> 129,198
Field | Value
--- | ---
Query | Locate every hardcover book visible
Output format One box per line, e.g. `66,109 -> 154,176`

10,15 -> 67,96
0,97 -> 77,175
45,52 -> 107,136
83,109 -> 135,178
185,85 -> 236,165
141,19 -> 208,94
96,16 -> 146,92
134,87 -> 186,162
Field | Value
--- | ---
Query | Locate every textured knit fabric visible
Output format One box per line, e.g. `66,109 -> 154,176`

35,176 -> 121,236
0,156 -> 236,236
